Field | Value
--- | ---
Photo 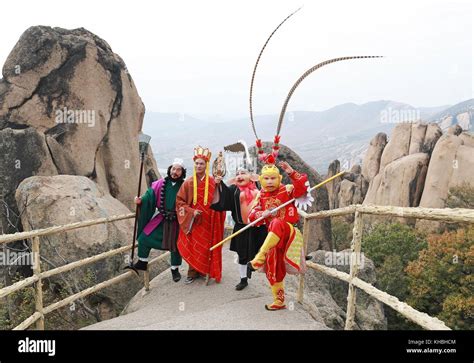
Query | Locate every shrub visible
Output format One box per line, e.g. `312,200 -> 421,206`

362,223 -> 427,329
406,226 -> 474,330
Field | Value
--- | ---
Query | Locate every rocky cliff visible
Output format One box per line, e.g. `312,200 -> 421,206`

0,26 -> 160,328
0,26 -> 159,236
326,121 -> 474,229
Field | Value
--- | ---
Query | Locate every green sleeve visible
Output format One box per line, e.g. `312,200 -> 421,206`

137,187 -> 157,236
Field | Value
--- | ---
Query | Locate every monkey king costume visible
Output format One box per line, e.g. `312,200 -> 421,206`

248,136 -> 313,310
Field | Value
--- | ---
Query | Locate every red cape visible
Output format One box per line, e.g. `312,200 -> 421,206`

176,176 -> 225,281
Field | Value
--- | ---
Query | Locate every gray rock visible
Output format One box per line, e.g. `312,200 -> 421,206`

14,175 -> 164,323
287,250 -> 387,330
326,159 -> 342,209
326,160 -> 368,221
380,123 -> 412,169
364,153 -> 429,207
0,26 -> 159,216
361,132 -> 387,182
0,127 -> 58,235
418,131 -> 474,231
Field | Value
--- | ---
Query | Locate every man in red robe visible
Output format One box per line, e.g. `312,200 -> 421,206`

176,146 -> 226,284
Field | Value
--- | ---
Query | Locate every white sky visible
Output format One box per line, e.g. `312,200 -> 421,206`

1,0 -> 472,118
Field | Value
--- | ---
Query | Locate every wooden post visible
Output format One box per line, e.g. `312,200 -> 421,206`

144,267 -> 150,292
344,210 -> 363,330
297,216 -> 310,304
31,237 -> 45,330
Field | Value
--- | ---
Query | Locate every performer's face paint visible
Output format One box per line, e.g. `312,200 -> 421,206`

261,174 -> 280,192
170,165 -> 183,180
235,170 -> 251,187
194,158 -> 206,175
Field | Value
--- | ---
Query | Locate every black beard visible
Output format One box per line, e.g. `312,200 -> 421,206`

166,165 -> 186,182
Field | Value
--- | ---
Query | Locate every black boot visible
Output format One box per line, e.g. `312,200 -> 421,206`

171,268 -> 181,282
247,262 -> 256,279
235,278 -> 248,291
132,259 -> 148,271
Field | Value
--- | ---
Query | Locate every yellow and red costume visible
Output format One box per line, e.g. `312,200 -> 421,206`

249,138 -> 311,310
176,146 -> 226,282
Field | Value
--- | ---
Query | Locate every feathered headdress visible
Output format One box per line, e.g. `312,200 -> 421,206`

256,135 -> 280,165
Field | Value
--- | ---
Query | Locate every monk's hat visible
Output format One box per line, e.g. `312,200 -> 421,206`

171,158 -> 185,168
192,146 -> 211,206
193,146 -> 212,162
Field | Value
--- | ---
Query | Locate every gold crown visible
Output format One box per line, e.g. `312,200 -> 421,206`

261,164 -> 280,177
193,146 -> 212,162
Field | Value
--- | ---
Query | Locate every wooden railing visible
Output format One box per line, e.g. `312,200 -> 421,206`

1,204 -> 472,330
0,213 -> 169,330
297,204 -> 474,331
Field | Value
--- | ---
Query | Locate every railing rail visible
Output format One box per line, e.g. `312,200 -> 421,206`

1,203 -> 469,330
0,213 -> 164,330
296,203 -> 469,331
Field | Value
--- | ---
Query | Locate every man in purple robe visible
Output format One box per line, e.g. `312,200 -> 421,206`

132,158 -> 186,282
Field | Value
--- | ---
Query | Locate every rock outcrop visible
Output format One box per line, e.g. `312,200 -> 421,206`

416,128 -> 474,230
327,121 -> 474,224
14,175 -> 168,325
428,98 -> 473,131
0,26 -> 159,237
361,132 -> 387,183
250,143 -> 332,251
326,162 -> 368,222
286,250 -> 387,330
363,122 -> 442,207
364,153 -> 429,207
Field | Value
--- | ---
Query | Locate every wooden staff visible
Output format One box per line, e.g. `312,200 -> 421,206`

124,133 -> 151,275
210,170 -> 346,251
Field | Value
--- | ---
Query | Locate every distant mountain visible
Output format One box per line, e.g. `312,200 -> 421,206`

143,100 -> 459,172
427,98 -> 473,131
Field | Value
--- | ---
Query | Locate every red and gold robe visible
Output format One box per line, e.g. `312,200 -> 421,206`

176,175 -> 226,282
249,170 -> 308,284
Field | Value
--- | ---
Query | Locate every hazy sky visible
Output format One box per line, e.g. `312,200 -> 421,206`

0,0 -> 472,119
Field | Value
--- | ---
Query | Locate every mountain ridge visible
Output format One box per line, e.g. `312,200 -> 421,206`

144,99 -> 472,172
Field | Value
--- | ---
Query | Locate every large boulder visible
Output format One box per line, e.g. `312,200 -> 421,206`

418,130 -> 474,232
364,153 -> 429,207
0,127 -> 58,232
423,123 -> 443,154
326,162 -> 368,222
286,250 -> 387,330
379,123 -> 412,169
0,26 -> 159,228
326,160 -> 342,209
14,175 -> 165,325
456,112 -> 471,130
363,122 -> 441,208
250,143 -> 332,251
361,132 -> 387,182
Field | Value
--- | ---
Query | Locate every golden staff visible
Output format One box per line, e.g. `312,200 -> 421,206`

206,152 -> 226,285
210,170 -> 346,251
